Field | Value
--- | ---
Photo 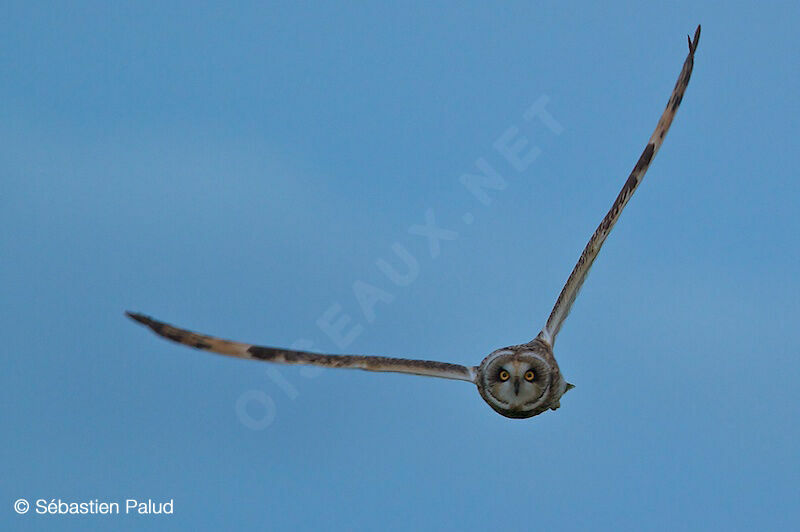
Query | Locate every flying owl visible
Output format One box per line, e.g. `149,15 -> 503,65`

128,26 -> 701,419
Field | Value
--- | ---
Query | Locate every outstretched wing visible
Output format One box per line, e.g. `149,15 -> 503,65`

540,25 -> 701,345
126,312 -> 477,382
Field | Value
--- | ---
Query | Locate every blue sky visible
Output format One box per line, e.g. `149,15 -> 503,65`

3,2 -> 799,530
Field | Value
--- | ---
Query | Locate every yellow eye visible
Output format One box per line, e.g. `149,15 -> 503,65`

524,370 -> 535,382
498,370 -> 510,381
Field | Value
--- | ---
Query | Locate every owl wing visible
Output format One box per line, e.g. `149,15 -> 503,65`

540,26 -> 701,346
126,312 -> 477,382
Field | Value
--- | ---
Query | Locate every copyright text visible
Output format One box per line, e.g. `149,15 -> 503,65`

13,498 -> 174,516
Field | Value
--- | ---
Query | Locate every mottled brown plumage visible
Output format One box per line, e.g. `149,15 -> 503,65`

126,312 -> 476,382
542,25 -> 700,345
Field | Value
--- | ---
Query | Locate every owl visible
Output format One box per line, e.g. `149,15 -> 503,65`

128,27 -> 700,419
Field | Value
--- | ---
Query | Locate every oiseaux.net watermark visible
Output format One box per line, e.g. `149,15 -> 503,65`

13,498 -> 173,517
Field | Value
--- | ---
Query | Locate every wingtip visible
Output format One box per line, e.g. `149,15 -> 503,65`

125,311 -> 151,326
688,24 -> 701,54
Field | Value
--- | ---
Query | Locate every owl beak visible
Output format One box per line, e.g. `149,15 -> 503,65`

513,378 -> 520,395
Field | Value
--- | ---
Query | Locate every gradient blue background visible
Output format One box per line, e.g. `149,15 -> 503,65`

3,2 -> 798,530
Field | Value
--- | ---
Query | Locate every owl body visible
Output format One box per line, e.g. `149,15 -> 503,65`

476,338 -> 569,419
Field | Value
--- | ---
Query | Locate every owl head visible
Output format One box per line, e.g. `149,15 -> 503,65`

476,339 -> 572,419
